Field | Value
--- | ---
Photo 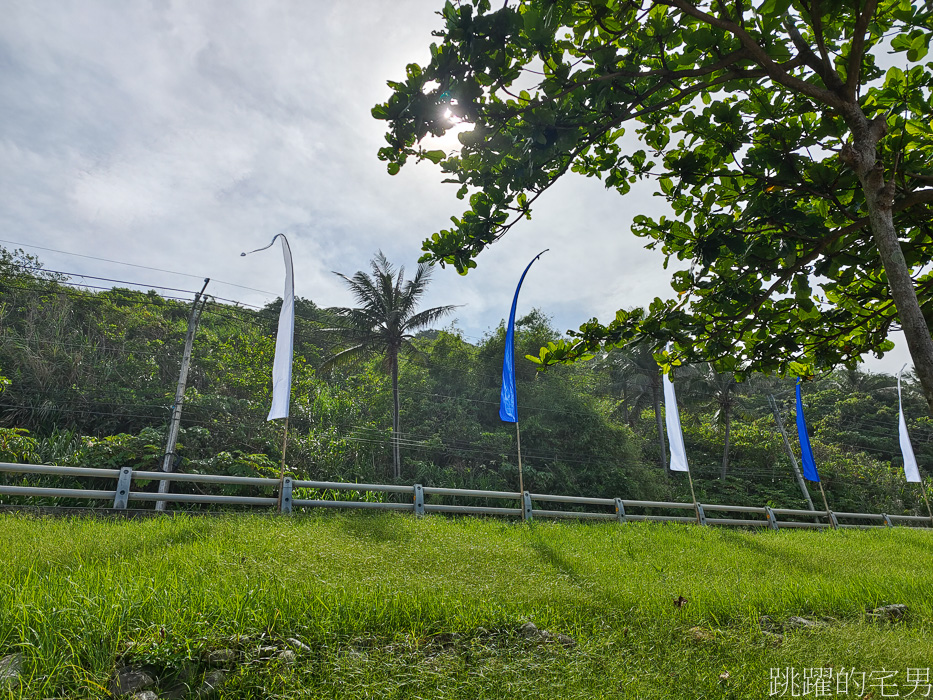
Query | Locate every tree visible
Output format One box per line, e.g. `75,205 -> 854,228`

322,252 -> 456,479
685,364 -> 742,479
374,0 -> 933,412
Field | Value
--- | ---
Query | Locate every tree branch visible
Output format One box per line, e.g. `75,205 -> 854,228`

657,0 -> 847,109
845,0 -> 879,100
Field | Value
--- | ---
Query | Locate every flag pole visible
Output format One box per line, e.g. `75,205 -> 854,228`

276,416 -> 290,510
816,479 -> 835,529
920,482 -> 933,524
498,249 -> 548,517
686,470 -> 700,525
516,422 -> 524,497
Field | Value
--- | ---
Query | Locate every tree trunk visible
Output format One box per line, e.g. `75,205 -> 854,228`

651,378 -> 668,477
391,355 -> 401,480
720,410 -> 732,481
841,111 -> 933,415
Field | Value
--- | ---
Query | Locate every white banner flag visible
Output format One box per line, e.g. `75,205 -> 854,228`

663,369 -> 690,473
898,366 -> 921,483
242,234 -> 294,421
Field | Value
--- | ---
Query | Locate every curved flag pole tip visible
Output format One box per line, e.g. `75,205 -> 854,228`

499,249 -> 549,512
242,234 -> 295,511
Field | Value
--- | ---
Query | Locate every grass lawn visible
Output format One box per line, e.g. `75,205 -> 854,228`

0,512 -> 930,698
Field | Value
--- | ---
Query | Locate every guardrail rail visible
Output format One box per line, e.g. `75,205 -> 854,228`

1,461 -> 931,530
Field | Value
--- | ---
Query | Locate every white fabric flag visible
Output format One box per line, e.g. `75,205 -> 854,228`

242,234 -> 294,421
662,369 -> 690,473
898,367 -> 921,483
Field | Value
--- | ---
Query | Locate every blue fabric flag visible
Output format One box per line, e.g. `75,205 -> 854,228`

795,379 -> 820,482
500,250 -> 548,423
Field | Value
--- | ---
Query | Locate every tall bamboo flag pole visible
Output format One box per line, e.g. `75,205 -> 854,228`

795,378 -> 835,528
660,349 -> 700,523
897,366 -> 933,523
499,250 -> 548,512
242,234 -> 295,510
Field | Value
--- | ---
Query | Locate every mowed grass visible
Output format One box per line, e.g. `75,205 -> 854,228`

0,513 -> 931,699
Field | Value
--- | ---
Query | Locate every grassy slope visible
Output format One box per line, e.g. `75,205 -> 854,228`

0,513 -> 931,699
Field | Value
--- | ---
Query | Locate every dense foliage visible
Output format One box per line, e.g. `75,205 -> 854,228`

374,0 -> 933,411
0,246 -> 930,515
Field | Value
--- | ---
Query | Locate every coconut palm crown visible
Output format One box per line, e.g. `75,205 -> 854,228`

322,251 -> 456,479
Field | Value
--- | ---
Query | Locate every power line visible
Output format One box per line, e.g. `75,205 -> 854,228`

0,238 -> 276,296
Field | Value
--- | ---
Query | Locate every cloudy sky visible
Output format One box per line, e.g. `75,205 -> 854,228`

0,1 -> 910,372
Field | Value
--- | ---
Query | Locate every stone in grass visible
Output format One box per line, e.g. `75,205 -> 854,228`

205,648 -> 238,666
130,692 -> 159,700
786,616 -> 828,630
197,669 -> 226,698
276,649 -> 297,663
555,633 -> 576,648
109,665 -> 157,697
286,637 -> 312,653
869,604 -> 908,621
0,653 -> 23,686
519,622 -> 541,639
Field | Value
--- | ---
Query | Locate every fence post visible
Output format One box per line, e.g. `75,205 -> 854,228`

113,467 -> 132,510
614,498 -> 626,524
522,491 -> 533,521
279,477 -> 293,514
413,484 -> 425,517
764,506 -> 779,531
695,503 -> 707,526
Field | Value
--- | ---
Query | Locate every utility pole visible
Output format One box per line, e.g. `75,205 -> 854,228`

768,393 -> 819,520
156,279 -> 210,512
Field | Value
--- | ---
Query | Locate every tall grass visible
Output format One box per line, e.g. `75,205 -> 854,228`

0,513 -> 930,698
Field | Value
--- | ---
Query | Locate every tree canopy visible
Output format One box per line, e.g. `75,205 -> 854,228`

374,0 -> 933,410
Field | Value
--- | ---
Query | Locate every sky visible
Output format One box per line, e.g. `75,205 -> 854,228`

0,0 -> 912,373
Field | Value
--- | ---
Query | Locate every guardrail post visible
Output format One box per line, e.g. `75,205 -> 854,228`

413,484 -> 425,517
522,491 -> 533,521
614,498 -> 626,524
113,467 -> 132,510
764,506 -> 779,531
828,511 -> 839,530
882,513 -> 893,528
695,503 -> 707,526
279,477 -> 293,514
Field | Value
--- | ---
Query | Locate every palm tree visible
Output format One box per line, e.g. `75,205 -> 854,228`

323,252 -> 456,479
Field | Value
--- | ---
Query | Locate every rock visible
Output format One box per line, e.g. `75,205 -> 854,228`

286,637 -> 311,653
762,631 -> 784,646
205,649 -> 237,666
869,604 -> 907,621
555,633 -> 576,648
197,670 -> 225,698
256,645 -> 279,660
519,622 -> 540,639
131,692 -> 159,700
0,653 -> 23,686
786,616 -> 828,630
110,666 -> 157,697
162,684 -> 191,700
276,649 -> 296,663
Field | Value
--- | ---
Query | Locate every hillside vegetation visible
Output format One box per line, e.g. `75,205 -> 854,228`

0,245 -> 931,515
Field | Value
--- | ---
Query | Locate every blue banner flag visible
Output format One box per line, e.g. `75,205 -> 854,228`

500,250 -> 548,423
795,379 -> 820,482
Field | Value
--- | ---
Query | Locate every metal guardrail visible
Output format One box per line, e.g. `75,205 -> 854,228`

0,461 -> 931,530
